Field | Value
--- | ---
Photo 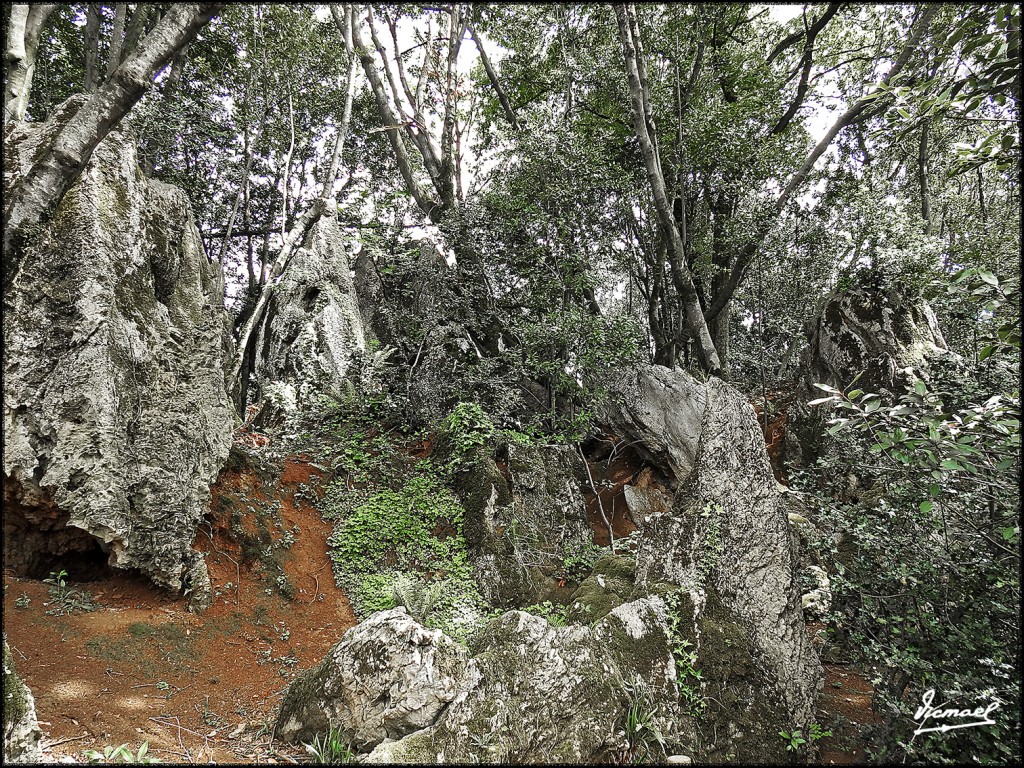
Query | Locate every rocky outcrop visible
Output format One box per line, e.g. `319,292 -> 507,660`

798,283 -> 952,396
248,209 -> 366,415
598,366 -> 707,485
3,637 -> 43,764
3,118 -> 233,598
275,609 -> 477,747
280,599 -> 693,764
454,442 -> 591,608
785,283 -> 961,465
600,365 -> 823,729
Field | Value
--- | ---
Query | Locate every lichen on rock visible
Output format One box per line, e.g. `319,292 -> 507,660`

248,208 -> 366,416
3,637 -> 43,764
3,119 -> 233,598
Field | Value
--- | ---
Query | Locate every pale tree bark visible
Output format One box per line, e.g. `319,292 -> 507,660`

4,4 -> 58,123
3,3 -> 225,257
106,3 -> 128,77
84,4 -> 102,92
121,4 -> 154,64
337,3 -> 442,222
468,22 -> 520,131
616,4 -> 722,374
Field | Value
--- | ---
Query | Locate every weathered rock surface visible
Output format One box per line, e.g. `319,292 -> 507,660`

799,283 -> 952,395
285,598 -> 688,764
3,116 -> 233,597
455,442 -> 591,608
248,209 -> 365,415
786,283 -> 961,465
601,365 -> 823,728
598,366 -> 707,485
3,637 -> 43,764
275,608 -> 477,748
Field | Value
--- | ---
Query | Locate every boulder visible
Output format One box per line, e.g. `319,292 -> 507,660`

455,442 -> 591,608
3,113 -> 233,598
786,282 -> 961,465
274,608 -> 477,748
3,637 -> 43,764
598,366 -> 707,485
362,600 -> 683,764
601,365 -> 823,729
248,209 -> 366,416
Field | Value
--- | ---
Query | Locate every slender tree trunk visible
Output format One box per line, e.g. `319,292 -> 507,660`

4,4 -> 58,123
615,3 -> 721,374
106,3 -> 128,77
121,3 -> 153,63
468,23 -> 520,131
84,4 -> 102,92
918,121 -> 933,233
3,3 -> 225,258
227,27 -> 360,408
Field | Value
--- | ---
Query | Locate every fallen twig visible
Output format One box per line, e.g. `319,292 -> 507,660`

41,734 -> 92,748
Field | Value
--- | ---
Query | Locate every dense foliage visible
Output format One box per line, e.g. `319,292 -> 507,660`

6,2 -> 1020,763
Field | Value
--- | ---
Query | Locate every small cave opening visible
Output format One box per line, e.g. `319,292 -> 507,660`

29,541 -> 118,583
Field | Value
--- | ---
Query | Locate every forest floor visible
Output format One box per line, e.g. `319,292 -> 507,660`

3,456 -> 356,764
4,441 -> 880,764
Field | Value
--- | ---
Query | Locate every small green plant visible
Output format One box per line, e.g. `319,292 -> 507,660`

663,590 -> 706,718
442,401 -> 495,470
303,726 -> 355,764
15,593 -> 30,608
84,741 -> 158,763
44,569 -> 97,616
779,728 -> 807,752
621,678 -> 667,763
522,601 -> 570,627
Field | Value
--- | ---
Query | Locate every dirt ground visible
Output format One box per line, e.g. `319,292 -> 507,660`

3,455 -> 356,764
4,436 -> 878,764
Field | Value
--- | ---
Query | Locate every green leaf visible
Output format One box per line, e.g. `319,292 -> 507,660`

919,500 -> 933,514
977,269 -> 999,287
939,459 -> 963,470
914,380 -> 927,396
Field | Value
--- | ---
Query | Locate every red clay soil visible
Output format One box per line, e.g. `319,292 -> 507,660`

815,661 -> 883,764
582,436 -> 645,547
2,454 -> 356,764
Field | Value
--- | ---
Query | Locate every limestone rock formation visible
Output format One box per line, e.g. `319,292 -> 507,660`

600,365 -> 823,728
247,210 -> 366,415
281,599 -> 689,764
799,283 -> 952,396
275,608 -> 477,748
3,117 -> 233,598
3,637 -> 43,764
785,282 -> 961,465
454,442 -> 591,608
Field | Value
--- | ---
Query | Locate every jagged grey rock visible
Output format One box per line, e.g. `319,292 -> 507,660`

785,283 -> 961,466
249,210 -> 365,413
456,443 -> 591,608
3,637 -> 43,764
3,121 -> 233,597
363,600 -> 680,764
798,283 -> 952,396
274,608 -> 478,749
601,365 -> 823,729
599,366 -> 707,485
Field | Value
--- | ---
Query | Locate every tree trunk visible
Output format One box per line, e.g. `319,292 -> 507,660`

3,3 -> 225,258
84,4 -> 102,92
918,120 -> 932,233
4,4 -> 58,123
106,3 -> 128,77
615,4 -> 721,374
